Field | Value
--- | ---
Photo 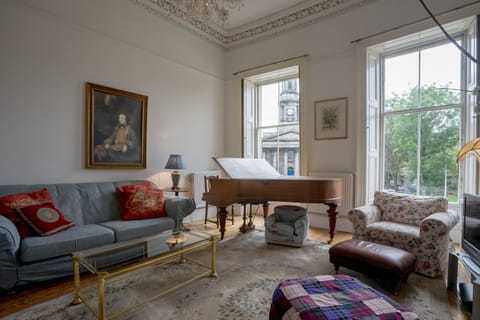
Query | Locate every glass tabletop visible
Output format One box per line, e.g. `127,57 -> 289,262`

72,230 -> 213,273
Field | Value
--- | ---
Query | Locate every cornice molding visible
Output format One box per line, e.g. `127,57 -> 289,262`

130,0 -> 375,48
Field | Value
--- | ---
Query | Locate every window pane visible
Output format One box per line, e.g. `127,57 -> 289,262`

259,125 -> 300,176
384,109 -> 460,199
420,42 -> 461,107
259,83 -> 279,127
384,52 -> 419,112
384,113 -> 418,193
419,109 -> 459,198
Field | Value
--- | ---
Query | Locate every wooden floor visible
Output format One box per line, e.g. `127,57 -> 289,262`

0,214 -> 472,319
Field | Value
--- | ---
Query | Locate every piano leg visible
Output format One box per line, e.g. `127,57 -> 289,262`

263,202 -> 269,218
239,203 -> 255,234
326,203 -> 339,244
218,206 -> 227,240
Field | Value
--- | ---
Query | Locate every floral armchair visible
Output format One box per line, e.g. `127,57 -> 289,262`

347,191 -> 459,277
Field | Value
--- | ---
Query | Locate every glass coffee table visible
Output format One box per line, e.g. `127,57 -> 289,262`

71,230 -> 217,320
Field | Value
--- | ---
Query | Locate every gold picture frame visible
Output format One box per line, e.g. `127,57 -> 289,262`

314,97 -> 348,140
85,82 -> 148,169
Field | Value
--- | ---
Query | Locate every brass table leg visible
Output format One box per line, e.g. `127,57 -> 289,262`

71,256 -> 82,305
210,237 -> 217,277
98,273 -> 107,320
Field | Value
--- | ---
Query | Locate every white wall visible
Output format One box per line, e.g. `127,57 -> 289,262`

224,0 -> 478,173
0,0 -> 226,185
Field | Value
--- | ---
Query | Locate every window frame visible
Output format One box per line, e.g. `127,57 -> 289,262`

236,57 -> 308,175
378,36 -> 465,197
354,7 -> 479,207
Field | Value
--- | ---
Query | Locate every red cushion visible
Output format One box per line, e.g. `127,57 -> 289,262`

15,202 -> 75,236
116,182 -> 152,193
0,188 -> 54,238
119,189 -> 166,220
117,182 -> 153,214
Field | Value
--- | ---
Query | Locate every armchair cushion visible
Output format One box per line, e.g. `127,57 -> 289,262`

269,222 -> 295,236
374,192 -> 448,225
274,205 -> 307,223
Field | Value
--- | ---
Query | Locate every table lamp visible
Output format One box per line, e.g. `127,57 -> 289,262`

165,154 -> 185,189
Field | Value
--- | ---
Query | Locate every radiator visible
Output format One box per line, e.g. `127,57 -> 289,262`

190,170 -> 220,208
307,172 -> 354,216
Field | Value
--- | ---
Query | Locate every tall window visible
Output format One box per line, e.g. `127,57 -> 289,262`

242,65 -> 302,176
382,40 -> 462,200
360,15 -> 478,205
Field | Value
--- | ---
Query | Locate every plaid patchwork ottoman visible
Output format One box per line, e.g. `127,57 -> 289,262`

269,274 -> 418,320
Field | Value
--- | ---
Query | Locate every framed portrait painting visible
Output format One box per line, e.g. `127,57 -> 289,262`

85,82 -> 148,169
314,97 -> 348,140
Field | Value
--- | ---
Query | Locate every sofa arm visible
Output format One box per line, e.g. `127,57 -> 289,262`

164,196 -> 196,228
265,214 -> 279,229
0,215 -> 20,291
294,215 -> 310,237
420,210 -> 460,242
0,215 -> 20,253
347,204 -> 382,239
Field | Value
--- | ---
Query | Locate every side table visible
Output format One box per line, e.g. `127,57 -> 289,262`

162,187 -> 189,197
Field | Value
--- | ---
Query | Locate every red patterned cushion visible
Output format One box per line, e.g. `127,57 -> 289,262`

119,189 -> 166,220
15,202 -> 75,236
116,182 -> 152,193
0,188 -> 54,238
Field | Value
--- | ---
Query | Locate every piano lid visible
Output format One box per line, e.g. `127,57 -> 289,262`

213,157 -> 281,179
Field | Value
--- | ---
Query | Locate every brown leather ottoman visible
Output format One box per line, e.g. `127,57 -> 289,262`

329,239 -> 416,294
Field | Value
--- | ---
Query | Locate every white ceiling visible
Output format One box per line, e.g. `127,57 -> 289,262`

133,0 -> 373,47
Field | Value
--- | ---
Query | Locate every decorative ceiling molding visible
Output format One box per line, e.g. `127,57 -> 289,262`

130,0 -> 375,48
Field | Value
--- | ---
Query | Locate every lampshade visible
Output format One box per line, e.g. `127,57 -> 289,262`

457,138 -> 480,162
164,154 -> 185,170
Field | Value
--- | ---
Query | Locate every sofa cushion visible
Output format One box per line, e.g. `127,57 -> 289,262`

15,202 -> 75,236
0,188 -> 54,239
375,191 -> 448,225
119,189 -> 166,221
20,224 -> 115,263
100,218 -> 175,242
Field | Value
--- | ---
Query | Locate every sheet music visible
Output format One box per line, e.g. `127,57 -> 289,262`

213,157 -> 281,179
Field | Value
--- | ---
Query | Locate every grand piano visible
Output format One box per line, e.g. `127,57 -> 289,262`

202,158 -> 344,243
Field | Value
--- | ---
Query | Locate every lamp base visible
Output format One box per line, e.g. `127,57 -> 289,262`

171,172 -> 180,189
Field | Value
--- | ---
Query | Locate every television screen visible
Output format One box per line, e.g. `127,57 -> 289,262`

462,193 -> 480,265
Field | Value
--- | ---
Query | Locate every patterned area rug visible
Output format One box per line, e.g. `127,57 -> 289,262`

4,230 -> 451,320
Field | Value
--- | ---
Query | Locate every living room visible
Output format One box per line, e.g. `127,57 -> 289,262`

1,0 -> 480,319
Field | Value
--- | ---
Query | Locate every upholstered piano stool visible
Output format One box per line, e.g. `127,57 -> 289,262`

269,274 -> 418,320
329,239 -> 416,294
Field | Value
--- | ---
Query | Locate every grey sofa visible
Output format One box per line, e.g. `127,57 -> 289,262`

0,180 -> 196,292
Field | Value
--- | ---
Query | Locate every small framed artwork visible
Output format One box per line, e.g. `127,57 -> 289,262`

85,82 -> 148,169
314,97 -> 348,140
